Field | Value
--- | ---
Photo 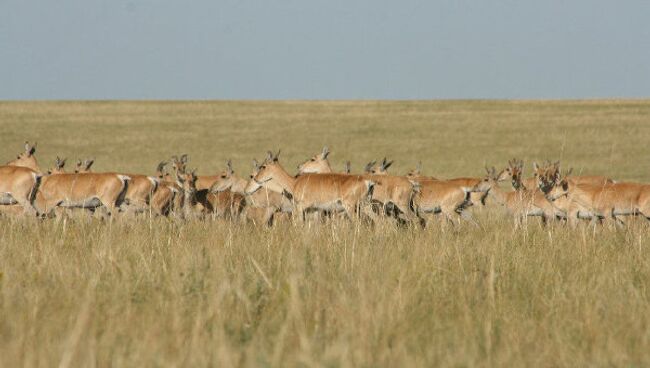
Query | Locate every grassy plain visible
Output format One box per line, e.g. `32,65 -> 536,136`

1,100 -> 650,367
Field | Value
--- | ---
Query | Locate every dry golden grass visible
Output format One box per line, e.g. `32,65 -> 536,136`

1,100 -> 650,367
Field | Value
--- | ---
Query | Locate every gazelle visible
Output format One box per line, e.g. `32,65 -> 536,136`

209,160 -> 248,194
408,177 -> 477,227
533,161 -> 614,190
199,160 -> 246,219
74,159 -> 94,173
473,167 -> 556,228
175,169 -> 199,218
172,154 -> 237,215
48,157 -> 67,175
405,162 -> 487,206
540,167 -> 645,228
0,166 -> 42,216
34,171 -> 130,218
359,158 -> 421,223
1,142 -> 43,216
242,158 -> 292,226
150,162 -> 180,216
246,151 -> 375,222
6,142 -> 41,172
76,158 -> 159,213
297,146 -> 333,174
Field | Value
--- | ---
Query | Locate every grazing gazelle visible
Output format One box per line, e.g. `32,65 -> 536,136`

6,142 -> 41,172
246,151 -> 376,222
473,167 -> 556,228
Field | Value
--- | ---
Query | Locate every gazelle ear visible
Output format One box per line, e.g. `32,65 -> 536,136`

180,154 -> 188,163
533,162 -> 540,171
252,159 -> 259,169
364,161 -> 376,173
344,161 -> 351,174
156,161 -> 167,172
382,160 -> 393,170
77,159 -> 83,166
416,161 -> 422,173
321,146 -> 330,159
226,159 -> 234,174
274,150 -> 281,161
565,168 -> 573,177
86,159 -> 95,170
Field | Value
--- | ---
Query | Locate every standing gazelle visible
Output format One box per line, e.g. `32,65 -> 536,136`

35,172 -> 130,218
246,151 -> 376,222
1,142 -> 43,216
6,142 -> 41,172
473,167 -> 556,228
75,158 -> 159,214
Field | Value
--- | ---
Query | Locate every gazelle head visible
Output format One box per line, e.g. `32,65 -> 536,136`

176,169 -> 198,196
297,146 -> 332,174
365,157 -> 393,175
171,154 -> 188,174
473,166 -> 508,193
535,161 -> 560,194
503,158 -> 526,189
545,168 -> 573,201
7,141 -> 40,171
245,150 -> 283,194
211,159 -> 238,192
75,158 -> 94,173
406,161 -> 423,179
47,156 -> 67,175
155,161 -> 168,179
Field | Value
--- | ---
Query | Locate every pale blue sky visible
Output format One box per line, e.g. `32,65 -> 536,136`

1,0 -> 649,100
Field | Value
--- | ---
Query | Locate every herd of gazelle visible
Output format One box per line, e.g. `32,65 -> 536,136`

2,142 -> 650,228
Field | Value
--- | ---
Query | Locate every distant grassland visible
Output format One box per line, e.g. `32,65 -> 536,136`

1,100 -> 650,367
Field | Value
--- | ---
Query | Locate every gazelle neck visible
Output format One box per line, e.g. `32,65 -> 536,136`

270,164 -> 297,194
231,176 -> 249,194
488,182 -> 508,206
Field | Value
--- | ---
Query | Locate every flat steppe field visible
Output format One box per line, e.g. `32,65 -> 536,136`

1,100 -> 650,367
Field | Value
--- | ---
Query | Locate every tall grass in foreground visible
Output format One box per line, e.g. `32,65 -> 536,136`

1,210 -> 650,367
2,100 -> 650,366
